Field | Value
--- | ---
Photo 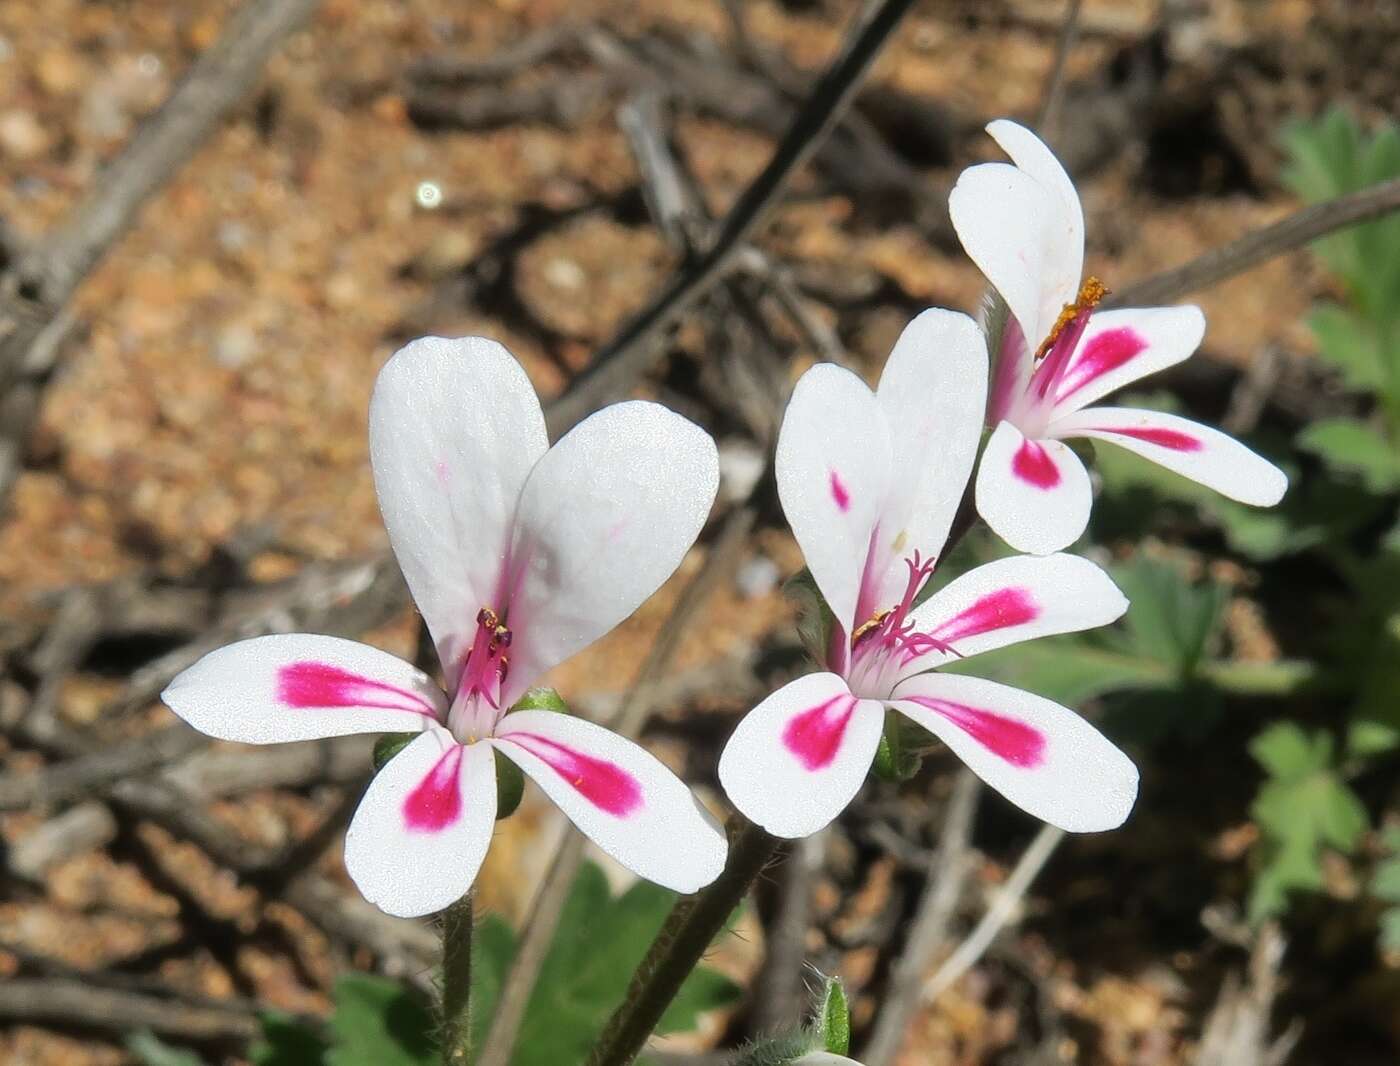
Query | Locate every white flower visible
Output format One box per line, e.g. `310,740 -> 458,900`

718,310 -> 1138,838
163,336 -> 727,917
950,120 -> 1288,554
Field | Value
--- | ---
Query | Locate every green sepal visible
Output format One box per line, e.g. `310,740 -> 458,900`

818,975 -> 851,1055
786,567 -> 838,668
494,749 -> 525,820
372,732 -> 416,771
508,686 -> 570,714
871,710 -> 923,783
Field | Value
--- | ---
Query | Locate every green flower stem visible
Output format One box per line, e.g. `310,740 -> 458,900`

440,892 -> 474,1066
583,816 -> 781,1066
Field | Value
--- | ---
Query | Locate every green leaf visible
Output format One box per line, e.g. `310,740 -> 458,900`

126,1031 -> 207,1066
1297,418 -> 1400,492
507,862 -> 740,1066
326,974 -> 435,1066
508,687 -> 570,714
940,634 -> 1171,706
1305,303 -> 1387,393
1114,556 -> 1228,677
1248,724 -> 1368,922
250,1012 -> 330,1066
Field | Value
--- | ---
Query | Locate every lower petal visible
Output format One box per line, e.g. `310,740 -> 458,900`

1051,406 -> 1287,506
493,711 -> 726,893
343,729 -> 497,917
162,633 -> 446,745
718,673 -> 885,839
889,672 -> 1137,832
975,421 -> 1092,555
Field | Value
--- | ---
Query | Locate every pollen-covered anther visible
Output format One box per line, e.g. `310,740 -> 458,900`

1034,275 -> 1109,360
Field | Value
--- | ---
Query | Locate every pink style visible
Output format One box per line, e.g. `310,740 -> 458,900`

951,120 -> 1286,556
719,307 -> 1141,841
162,336 -> 728,918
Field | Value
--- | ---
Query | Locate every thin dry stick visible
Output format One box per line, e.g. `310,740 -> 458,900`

543,0 -> 920,436
0,0 -> 321,504
1108,175 -> 1400,308
754,829 -> 827,1033
476,504 -> 758,1066
860,769 -> 981,1066
1033,0 -> 1083,137
920,823 -> 1066,1003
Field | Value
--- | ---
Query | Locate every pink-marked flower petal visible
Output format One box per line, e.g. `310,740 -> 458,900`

501,401 -> 719,707
794,1056 -> 865,1066
718,673 -> 885,839
493,710 -> 726,893
343,729 -> 497,917
1049,306 -> 1206,418
869,309 -> 988,607
161,634 -> 445,744
950,121 -> 1084,351
1051,406 -> 1288,506
369,337 -> 547,690
975,421 -> 1092,555
900,554 -> 1128,676
776,364 -> 893,633
889,673 -> 1137,832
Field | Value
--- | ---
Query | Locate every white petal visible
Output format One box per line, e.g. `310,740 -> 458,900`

794,1055 -> 864,1066
718,673 -> 885,839
161,634 -> 444,744
975,421 -> 1092,555
369,336 -> 548,689
889,673 -> 1137,832
776,363 -> 893,632
869,309 -> 988,607
493,711 -> 726,893
900,554 -> 1128,675
343,730 -> 497,917
1049,306 -> 1206,417
1051,406 -> 1287,506
950,121 -> 1084,350
500,401 -> 718,706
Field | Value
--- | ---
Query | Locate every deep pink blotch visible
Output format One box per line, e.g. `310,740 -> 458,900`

1011,440 -> 1061,489
1053,326 -> 1148,404
1101,424 -> 1202,452
783,695 -> 856,772
277,661 -> 437,718
505,733 -> 643,817
829,470 -> 851,512
929,587 -> 1039,644
403,744 -> 464,832
910,697 -> 1046,768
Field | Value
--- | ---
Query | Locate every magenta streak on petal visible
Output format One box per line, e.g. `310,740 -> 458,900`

927,587 -> 1039,644
1053,327 -> 1148,405
277,661 -> 437,718
1011,439 -> 1061,489
504,732 -> 643,817
782,695 -> 857,772
1096,424 -> 1203,452
829,470 -> 851,513
403,744 -> 465,832
906,696 -> 1046,768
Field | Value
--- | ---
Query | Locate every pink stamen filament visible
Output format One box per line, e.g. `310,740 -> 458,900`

458,607 -> 511,712
1031,306 -> 1095,404
851,552 -> 963,685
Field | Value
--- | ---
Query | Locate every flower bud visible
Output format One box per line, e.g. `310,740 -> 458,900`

494,749 -> 524,820
372,732 -> 417,771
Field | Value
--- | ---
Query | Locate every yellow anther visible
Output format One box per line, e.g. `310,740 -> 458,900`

1034,275 -> 1109,360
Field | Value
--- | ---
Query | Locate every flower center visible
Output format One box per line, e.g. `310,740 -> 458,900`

448,606 -> 512,740
847,551 -> 960,698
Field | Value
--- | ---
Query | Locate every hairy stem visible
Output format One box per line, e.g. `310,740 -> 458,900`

440,893 -> 474,1066
583,817 -> 781,1066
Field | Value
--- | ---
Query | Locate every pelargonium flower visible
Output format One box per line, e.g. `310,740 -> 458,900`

718,310 -> 1138,838
163,337 -> 727,917
950,120 -> 1287,555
